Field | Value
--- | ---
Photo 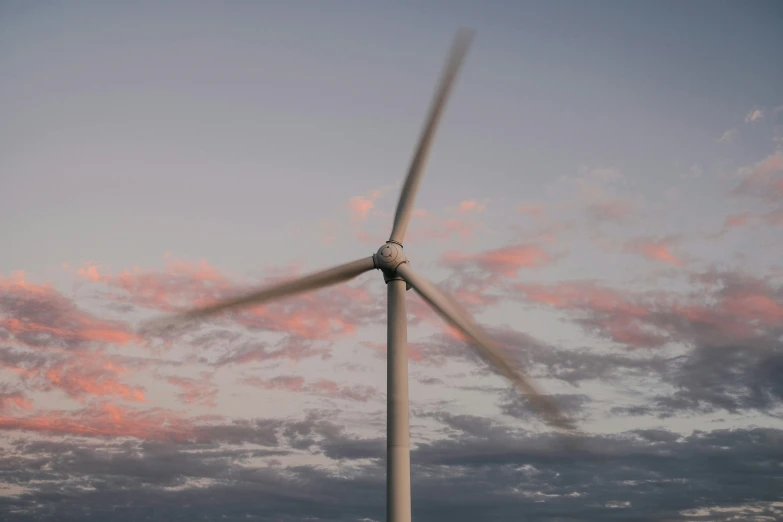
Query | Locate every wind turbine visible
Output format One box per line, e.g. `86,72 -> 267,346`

149,28 -> 575,522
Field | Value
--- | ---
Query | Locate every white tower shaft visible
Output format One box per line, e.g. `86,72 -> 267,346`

386,278 -> 411,522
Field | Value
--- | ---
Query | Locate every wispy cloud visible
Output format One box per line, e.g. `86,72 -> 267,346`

718,128 -> 738,143
442,243 -> 552,278
732,150 -> 783,202
167,373 -> 218,407
711,211 -> 756,237
745,109 -> 764,123
517,203 -> 545,219
42,356 -> 147,402
456,200 -> 486,214
72,256 -> 384,345
243,375 -> 378,402
0,386 -> 32,412
587,199 -> 635,222
514,280 -> 664,348
72,255 -> 234,312
403,208 -> 484,243
723,211 -> 753,230
624,237 -> 685,266
347,188 -> 388,222
212,338 -> 330,367
0,402 -> 197,441
555,166 -> 641,225
1,271 -> 140,350
514,269 -> 783,352
765,208 -> 783,226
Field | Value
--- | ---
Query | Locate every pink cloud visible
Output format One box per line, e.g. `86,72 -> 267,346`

733,150 -> 783,201
442,243 -> 551,278
514,281 -> 662,347
348,196 -> 376,221
457,200 -> 485,214
71,256 -> 235,313
625,238 -> 685,266
745,109 -> 764,123
234,280 -> 380,341
0,345 -> 148,404
517,281 -> 649,318
514,271 -> 783,348
723,212 -> 753,230
0,271 -> 140,349
72,255 -> 384,344
516,281 -> 681,348
0,390 -> 32,411
77,262 -> 109,282
718,291 -> 783,326
167,373 -> 218,407
347,188 -> 385,222
517,204 -> 545,219
714,209 -> 783,236
42,356 -> 147,403
0,402 -> 197,441
450,277 -> 500,308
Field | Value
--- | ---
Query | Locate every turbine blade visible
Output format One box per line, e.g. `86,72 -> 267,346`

144,256 -> 377,330
395,263 -> 575,432
388,28 -> 474,244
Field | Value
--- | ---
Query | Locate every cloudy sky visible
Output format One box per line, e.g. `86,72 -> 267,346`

2,1 -> 783,520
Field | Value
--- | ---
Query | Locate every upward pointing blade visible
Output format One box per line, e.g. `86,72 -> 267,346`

144,256 -> 377,331
388,28 -> 474,244
395,263 -> 576,432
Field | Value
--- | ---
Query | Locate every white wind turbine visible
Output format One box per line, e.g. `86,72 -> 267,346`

149,28 -> 575,522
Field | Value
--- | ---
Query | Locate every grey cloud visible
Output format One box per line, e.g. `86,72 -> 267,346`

500,270 -> 783,418
212,337 -> 332,367
2,414 -> 781,521
416,326 -> 668,390
0,346 -> 54,370
500,391 -> 592,422
643,335 -> 783,418
197,418 -> 282,447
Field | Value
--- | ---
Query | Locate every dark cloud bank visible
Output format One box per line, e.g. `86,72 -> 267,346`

0,411 -> 781,522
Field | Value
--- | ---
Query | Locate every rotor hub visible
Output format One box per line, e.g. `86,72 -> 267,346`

373,241 -> 409,282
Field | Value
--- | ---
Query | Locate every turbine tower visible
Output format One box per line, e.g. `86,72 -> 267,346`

149,28 -> 575,522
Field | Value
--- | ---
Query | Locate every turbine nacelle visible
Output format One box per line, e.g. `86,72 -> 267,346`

373,241 -> 411,286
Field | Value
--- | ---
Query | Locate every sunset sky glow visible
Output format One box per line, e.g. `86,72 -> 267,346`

2,1 -> 783,520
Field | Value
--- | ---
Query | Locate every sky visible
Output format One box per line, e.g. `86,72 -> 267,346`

1,0 -> 783,520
